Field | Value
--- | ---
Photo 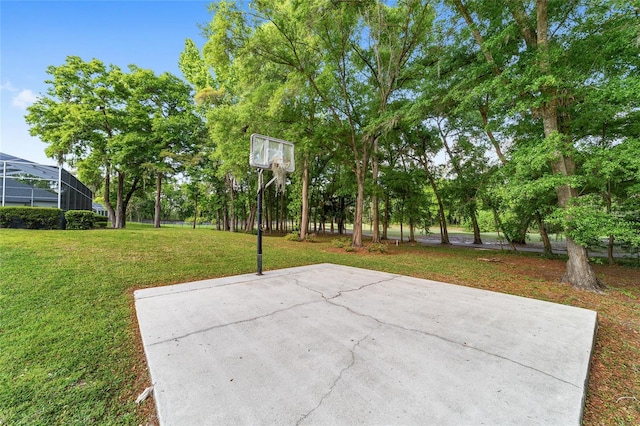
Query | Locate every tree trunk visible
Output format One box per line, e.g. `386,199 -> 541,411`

280,190 -> 285,232
371,137 -> 380,243
399,197 -> 405,242
607,235 -> 615,266
552,158 -> 604,290
537,0 -> 604,291
193,192 -> 198,229
438,203 -> 449,245
154,172 -> 162,228
536,213 -> 553,256
352,169 -> 365,247
409,216 -> 415,242
424,166 -> 449,244
121,175 -> 140,229
563,238 -> 604,291
225,202 -> 230,231
115,171 -> 125,229
383,192 -> 389,240
103,163 -> 116,228
300,155 -> 310,240
471,210 -> 482,245
338,197 -> 345,235
492,206 -> 514,251
605,187 -> 615,265
440,127 -> 481,245
479,97 -> 507,166
226,174 -> 236,232
246,203 -> 256,232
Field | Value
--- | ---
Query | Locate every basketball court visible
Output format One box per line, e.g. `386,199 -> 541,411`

135,263 -> 597,425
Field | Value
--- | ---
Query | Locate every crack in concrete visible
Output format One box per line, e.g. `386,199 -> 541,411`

328,275 -> 401,299
135,279 -> 252,300
148,274 -> 399,348
295,327 -> 378,425
147,299 -> 323,347
326,300 -> 581,389
293,274 -> 401,301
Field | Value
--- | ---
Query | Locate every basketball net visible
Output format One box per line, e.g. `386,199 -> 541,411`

270,159 -> 289,194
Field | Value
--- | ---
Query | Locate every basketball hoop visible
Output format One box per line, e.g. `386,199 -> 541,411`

250,134 -> 295,173
250,134 -> 295,276
270,159 -> 290,194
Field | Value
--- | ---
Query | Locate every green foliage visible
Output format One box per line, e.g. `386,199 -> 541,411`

463,210 -> 496,232
332,237 -> 351,248
0,207 -> 62,230
179,38 -> 211,90
94,215 -> 108,228
184,216 -> 209,225
283,232 -> 301,242
25,56 -> 204,229
64,210 -> 96,230
194,86 -> 226,106
549,195 -> 640,250
367,243 -> 387,253
499,211 -> 532,244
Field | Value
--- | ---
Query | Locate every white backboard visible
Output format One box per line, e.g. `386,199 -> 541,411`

250,134 -> 295,172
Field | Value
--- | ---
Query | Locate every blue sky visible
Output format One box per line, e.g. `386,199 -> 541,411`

1,0 -> 214,165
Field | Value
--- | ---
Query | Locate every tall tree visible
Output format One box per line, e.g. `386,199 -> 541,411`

26,57 -> 202,228
400,122 -> 450,244
129,69 -> 206,228
448,0 -> 638,290
356,0 -> 435,243
26,57 -> 129,227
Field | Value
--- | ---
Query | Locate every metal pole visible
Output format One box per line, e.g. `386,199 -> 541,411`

257,169 -> 263,275
58,165 -> 62,209
2,161 -> 6,206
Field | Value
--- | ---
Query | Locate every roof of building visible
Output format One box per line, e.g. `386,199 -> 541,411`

0,152 -> 61,181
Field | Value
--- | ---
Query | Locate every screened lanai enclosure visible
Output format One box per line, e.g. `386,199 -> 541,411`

0,153 -> 93,211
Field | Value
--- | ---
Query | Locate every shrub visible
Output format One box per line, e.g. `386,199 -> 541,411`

65,210 -> 96,230
367,243 -> 387,254
0,207 -> 62,229
283,233 -> 301,242
94,214 -> 109,228
332,237 -> 351,248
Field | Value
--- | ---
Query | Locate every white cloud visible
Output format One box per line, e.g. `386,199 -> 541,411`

12,89 -> 38,109
0,81 -> 18,92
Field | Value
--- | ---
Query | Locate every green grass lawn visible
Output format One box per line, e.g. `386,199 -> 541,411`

0,225 -> 361,424
1,223 -> 638,424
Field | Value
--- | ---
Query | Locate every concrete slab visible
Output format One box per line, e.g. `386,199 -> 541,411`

134,263 -> 597,425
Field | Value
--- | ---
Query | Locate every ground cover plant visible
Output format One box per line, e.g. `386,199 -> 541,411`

0,224 -> 638,425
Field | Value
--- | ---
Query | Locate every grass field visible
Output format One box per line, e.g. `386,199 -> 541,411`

1,223 -> 638,425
